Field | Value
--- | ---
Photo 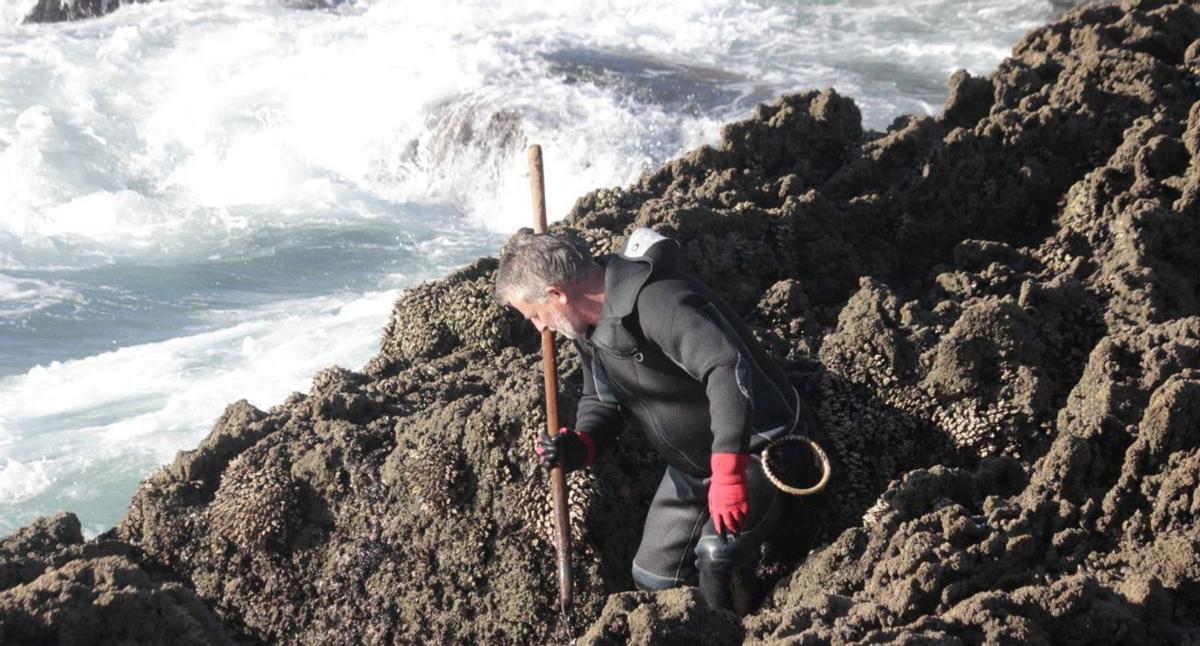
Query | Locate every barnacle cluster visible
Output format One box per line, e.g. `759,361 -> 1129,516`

514,428 -> 599,553
381,258 -> 529,363
399,441 -> 460,516
207,455 -> 301,550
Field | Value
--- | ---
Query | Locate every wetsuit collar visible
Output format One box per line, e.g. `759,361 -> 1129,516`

585,229 -> 678,356
599,228 -> 680,319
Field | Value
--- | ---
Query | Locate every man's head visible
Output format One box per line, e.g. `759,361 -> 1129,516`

495,229 -> 603,340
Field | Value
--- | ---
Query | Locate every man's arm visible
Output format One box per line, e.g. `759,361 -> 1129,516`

572,346 -> 624,463
535,350 -> 623,472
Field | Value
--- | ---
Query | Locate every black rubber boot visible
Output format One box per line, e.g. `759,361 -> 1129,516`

696,556 -> 736,611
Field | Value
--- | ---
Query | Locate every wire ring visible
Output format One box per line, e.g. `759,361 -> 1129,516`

762,435 -> 831,496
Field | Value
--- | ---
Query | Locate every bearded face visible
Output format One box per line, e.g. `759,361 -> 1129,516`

503,288 -> 590,340
546,306 -> 588,340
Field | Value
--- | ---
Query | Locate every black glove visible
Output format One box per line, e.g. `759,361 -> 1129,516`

534,427 -> 595,473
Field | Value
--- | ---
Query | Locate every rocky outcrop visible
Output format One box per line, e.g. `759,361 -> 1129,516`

0,513 -> 233,645
21,0 -> 337,23
580,588 -> 744,645
22,0 -> 129,23
4,0 -> 1200,643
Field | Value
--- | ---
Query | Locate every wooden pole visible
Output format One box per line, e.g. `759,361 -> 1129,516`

528,144 -> 573,611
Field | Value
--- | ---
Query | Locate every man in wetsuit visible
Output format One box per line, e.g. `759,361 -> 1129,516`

495,227 -> 804,611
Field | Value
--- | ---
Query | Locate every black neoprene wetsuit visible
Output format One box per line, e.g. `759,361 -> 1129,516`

574,228 -> 801,473
571,228 -> 806,589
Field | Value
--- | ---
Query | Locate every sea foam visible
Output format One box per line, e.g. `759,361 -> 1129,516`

0,287 -> 406,533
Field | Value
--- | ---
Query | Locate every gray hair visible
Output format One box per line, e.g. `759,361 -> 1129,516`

494,228 -> 597,303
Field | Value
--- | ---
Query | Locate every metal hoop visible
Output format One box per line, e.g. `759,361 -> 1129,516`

762,435 -> 831,496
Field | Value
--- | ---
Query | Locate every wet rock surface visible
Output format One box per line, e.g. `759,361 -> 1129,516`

4,0 -> 1200,643
22,0 -> 338,23
22,0 -> 130,23
580,587 -> 744,645
0,513 -> 234,645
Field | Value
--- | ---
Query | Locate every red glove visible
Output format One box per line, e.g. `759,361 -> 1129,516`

708,453 -> 749,536
534,427 -> 596,473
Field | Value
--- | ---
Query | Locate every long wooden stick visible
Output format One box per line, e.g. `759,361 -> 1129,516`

528,144 -> 573,611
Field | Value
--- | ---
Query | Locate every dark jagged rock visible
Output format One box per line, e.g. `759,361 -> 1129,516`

580,587 -> 744,645
0,513 -> 233,645
23,0 -> 140,23
1,512 -> 84,592
5,0 -> 1200,643
22,0 -> 339,23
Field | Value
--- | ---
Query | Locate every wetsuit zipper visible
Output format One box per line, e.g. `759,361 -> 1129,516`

589,339 -> 704,474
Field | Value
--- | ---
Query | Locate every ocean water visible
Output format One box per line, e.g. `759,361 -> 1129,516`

0,0 -> 1082,537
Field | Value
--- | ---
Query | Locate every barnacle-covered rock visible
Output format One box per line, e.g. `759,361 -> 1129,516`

380,258 -> 531,363
207,455 -> 301,550
166,400 -> 273,486
0,514 -> 232,645
382,438 -> 461,515
580,587 -> 744,645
